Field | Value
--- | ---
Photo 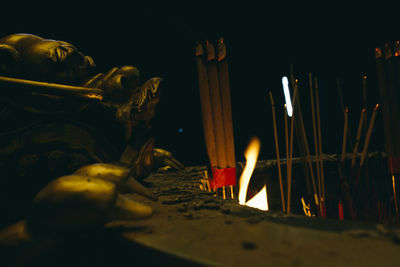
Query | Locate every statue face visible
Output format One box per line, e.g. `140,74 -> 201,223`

29,40 -> 96,83
0,33 -> 96,83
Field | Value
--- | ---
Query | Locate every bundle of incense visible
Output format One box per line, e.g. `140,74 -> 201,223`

290,73 -> 318,208
309,75 -> 326,216
290,74 -> 313,208
195,40 -> 236,194
375,45 -> 400,221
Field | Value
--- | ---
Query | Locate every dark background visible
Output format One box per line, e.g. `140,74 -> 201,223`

0,2 -> 398,166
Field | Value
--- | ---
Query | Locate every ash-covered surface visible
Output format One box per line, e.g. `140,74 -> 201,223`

117,166 -> 400,267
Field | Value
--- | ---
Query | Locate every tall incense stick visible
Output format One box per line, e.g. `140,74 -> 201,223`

336,78 -> 354,150
290,72 -> 318,206
206,41 -> 227,169
393,175 -> 399,223
362,75 -> 368,133
314,77 -> 325,201
284,104 -> 290,212
288,76 -> 299,213
351,108 -> 366,169
309,73 -> 321,199
269,91 -> 286,212
360,104 -> 379,167
195,43 -> 217,168
341,107 -> 349,165
217,37 -> 236,169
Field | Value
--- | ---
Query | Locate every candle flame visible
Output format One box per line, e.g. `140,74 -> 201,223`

238,137 -> 269,211
246,185 -> 268,211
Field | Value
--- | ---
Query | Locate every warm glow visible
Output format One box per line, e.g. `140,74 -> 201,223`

282,76 -> 293,117
246,185 -> 268,211
238,137 -> 269,211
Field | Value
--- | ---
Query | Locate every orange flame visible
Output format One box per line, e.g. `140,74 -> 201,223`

238,137 -> 269,211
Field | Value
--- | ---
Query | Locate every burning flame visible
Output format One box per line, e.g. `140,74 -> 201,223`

282,76 -> 293,117
238,137 -> 269,211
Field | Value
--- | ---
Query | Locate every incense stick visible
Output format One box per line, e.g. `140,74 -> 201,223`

336,78 -> 354,150
217,37 -> 236,169
269,91 -> 286,212
392,175 -> 399,223
287,77 -> 299,213
206,41 -> 227,169
360,104 -> 379,167
351,108 -> 366,169
309,73 -> 322,199
195,43 -> 218,168
284,104 -> 290,212
314,77 -> 325,201
341,107 -> 349,165
291,74 -> 318,207
362,75 -> 368,132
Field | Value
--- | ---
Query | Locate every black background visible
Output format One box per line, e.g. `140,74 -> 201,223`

1,2 -> 398,166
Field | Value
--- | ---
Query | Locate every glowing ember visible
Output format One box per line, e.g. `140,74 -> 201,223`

238,137 -> 269,211
282,76 -> 293,117
246,185 -> 268,211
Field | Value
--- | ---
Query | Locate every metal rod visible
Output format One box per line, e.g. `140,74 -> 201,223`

0,75 -> 103,100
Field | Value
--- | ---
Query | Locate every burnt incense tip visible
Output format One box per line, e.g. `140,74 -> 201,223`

362,74 -> 367,80
268,91 -> 275,105
384,43 -> 393,59
345,107 -> 349,113
217,37 -> 226,62
195,42 -> 204,57
375,47 -> 383,59
206,41 -> 216,61
374,104 -> 379,110
394,41 -> 400,57
362,108 -> 366,113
